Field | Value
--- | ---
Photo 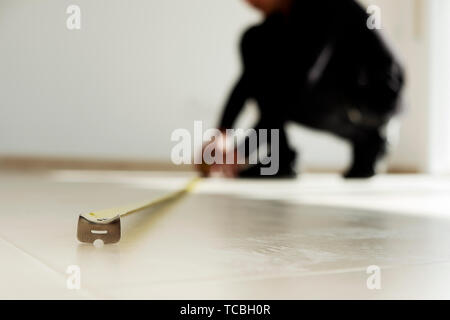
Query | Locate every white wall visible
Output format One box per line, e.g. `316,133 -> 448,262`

428,0 -> 450,173
0,0 -> 259,161
0,0 -> 440,172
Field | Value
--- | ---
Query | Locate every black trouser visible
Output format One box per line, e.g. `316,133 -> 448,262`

243,86 -> 402,168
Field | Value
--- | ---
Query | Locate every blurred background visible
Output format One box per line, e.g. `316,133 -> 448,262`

0,0 -> 449,174
2,1 -> 450,300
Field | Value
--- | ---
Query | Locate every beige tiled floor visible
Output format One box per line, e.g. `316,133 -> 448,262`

1,170 -> 450,299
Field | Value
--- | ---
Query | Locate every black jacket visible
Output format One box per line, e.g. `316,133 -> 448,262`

219,0 -> 404,129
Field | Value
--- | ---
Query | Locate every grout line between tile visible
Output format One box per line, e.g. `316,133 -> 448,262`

0,233 -> 97,299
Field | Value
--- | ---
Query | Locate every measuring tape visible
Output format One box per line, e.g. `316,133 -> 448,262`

77,177 -> 200,245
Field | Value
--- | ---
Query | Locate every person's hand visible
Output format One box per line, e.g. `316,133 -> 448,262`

195,130 -> 240,178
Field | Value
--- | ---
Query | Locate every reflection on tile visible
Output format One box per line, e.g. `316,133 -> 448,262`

0,237 -> 92,299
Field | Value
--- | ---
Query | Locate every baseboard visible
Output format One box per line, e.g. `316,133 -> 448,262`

0,156 -> 194,172
0,155 -> 419,174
